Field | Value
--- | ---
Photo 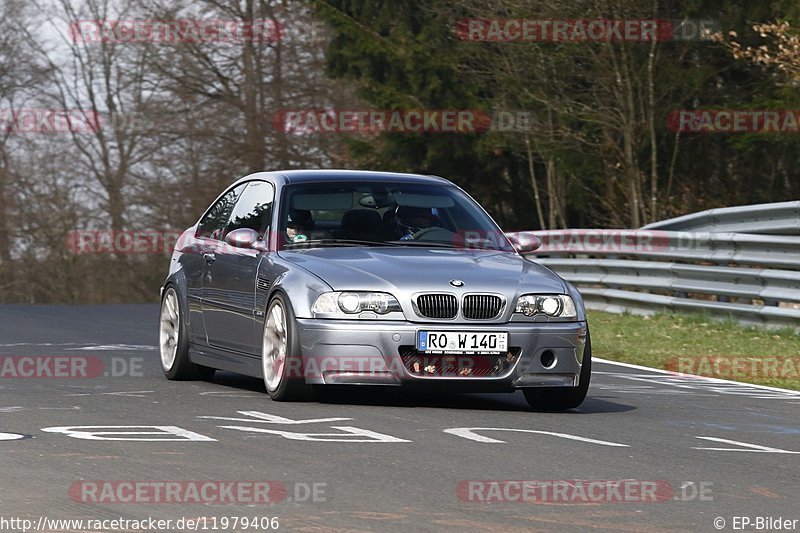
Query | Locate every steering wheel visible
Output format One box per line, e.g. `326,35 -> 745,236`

411,227 -> 455,241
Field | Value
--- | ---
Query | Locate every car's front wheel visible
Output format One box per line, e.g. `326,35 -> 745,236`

159,285 -> 215,380
523,332 -> 592,410
262,293 -> 311,401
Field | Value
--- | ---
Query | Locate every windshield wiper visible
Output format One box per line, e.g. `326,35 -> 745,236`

284,238 -> 497,250
284,238 -> 396,248
387,240 -> 458,248
391,239 -> 509,251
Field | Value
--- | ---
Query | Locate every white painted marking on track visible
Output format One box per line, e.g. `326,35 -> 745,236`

610,374 -> 800,400
0,343 -> 81,347
41,425 -> 215,441
0,342 -> 155,351
0,406 -> 81,413
595,358 -> 800,397
0,432 -> 29,440
693,436 -> 800,454
590,383 -> 703,395
67,390 -> 153,397
199,411 -> 352,425
443,427 -> 629,447
218,425 -> 410,442
66,344 -> 156,351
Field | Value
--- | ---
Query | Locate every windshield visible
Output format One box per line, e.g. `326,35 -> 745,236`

279,181 -> 513,251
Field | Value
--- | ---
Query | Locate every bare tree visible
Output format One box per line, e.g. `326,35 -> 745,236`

0,0 -> 51,298
132,0 -> 352,225
26,0 -> 166,232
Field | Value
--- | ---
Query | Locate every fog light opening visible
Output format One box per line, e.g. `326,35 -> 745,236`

540,350 -> 556,369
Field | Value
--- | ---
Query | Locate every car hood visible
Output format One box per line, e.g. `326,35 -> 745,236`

277,247 -> 566,295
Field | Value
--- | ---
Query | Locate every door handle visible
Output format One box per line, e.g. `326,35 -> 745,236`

203,253 -> 216,263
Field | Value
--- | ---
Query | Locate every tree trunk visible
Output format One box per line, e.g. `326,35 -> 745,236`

524,136 -> 546,230
647,10 -> 659,223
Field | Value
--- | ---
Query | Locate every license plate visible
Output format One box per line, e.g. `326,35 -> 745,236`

417,331 -> 507,355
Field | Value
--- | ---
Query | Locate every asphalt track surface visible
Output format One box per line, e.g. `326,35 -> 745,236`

0,305 -> 799,532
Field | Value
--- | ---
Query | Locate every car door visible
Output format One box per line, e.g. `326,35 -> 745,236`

189,183 -> 246,346
201,180 -> 275,354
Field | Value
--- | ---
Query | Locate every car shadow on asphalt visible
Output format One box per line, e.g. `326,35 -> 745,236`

207,371 -> 636,414
317,389 -> 636,414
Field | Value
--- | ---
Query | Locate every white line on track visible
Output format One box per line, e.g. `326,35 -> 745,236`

595,357 -> 800,397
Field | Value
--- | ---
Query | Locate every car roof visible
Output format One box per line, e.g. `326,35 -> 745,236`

235,169 -> 454,187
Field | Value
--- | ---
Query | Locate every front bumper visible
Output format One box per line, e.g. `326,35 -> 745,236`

294,319 -> 587,389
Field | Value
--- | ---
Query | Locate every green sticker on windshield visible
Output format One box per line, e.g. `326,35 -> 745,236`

292,234 -> 308,243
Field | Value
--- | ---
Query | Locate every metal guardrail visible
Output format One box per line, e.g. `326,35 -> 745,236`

516,207 -> 800,328
574,288 -> 800,329
642,201 -> 800,235
535,258 -> 800,304
526,229 -> 800,270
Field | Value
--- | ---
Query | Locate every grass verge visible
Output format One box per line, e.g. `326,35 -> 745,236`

587,310 -> 800,391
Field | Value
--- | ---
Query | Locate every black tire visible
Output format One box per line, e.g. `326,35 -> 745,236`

524,331 -> 592,410
159,285 -> 215,381
262,293 -> 312,401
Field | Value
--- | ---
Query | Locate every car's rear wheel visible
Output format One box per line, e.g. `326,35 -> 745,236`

524,331 -> 592,410
160,286 -> 215,380
262,293 -> 311,401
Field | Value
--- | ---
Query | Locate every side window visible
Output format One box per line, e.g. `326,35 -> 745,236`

225,181 -> 275,235
196,184 -> 246,240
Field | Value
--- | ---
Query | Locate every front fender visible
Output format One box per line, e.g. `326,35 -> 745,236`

258,257 -> 333,319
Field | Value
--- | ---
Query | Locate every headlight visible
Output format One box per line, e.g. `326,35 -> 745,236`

312,292 -> 402,315
514,294 -> 576,318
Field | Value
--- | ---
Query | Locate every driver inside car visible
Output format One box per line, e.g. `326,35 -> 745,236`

394,205 -> 440,240
285,208 -> 314,242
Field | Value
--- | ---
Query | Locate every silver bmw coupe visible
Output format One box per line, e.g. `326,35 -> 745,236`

159,170 -> 590,409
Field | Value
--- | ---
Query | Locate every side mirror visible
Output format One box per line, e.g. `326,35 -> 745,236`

505,231 -> 542,254
225,228 -> 266,251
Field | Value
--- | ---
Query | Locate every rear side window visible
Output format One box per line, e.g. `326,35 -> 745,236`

196,184 -> 246,240
225,181 -> 275,235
